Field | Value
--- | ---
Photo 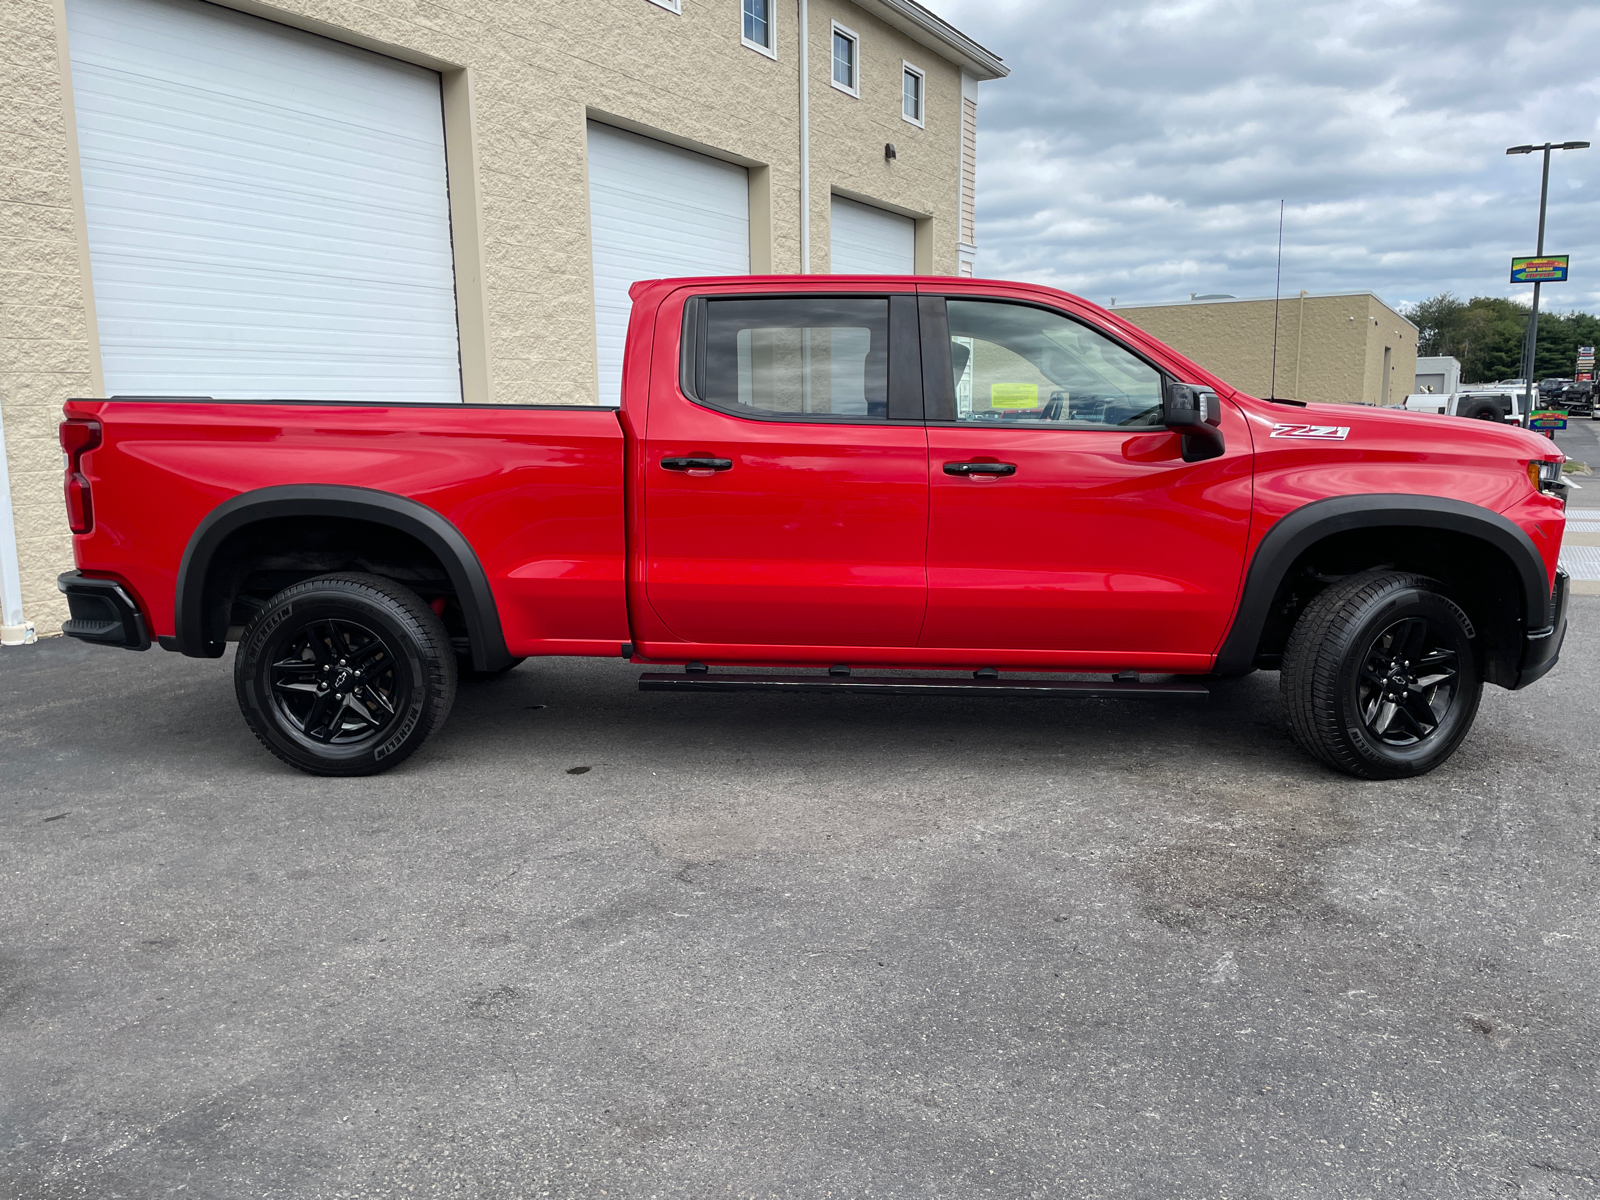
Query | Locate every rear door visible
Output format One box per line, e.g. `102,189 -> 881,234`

640,290 -> 928,650
918,292 -> 1253,663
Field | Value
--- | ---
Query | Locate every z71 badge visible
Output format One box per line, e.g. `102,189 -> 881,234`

1270,423 -> 1350,440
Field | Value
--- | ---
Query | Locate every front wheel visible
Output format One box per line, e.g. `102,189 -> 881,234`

235,573 -> 457,776
1281,570 -> 1481,779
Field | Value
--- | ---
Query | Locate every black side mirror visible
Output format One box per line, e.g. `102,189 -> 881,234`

1164,381 -> 1225,462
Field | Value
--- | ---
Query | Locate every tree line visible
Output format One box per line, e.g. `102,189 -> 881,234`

1404,294 -> 1600,385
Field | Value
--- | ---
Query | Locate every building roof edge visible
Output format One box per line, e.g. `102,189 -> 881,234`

1117,290 -> 1415,326
852,0 -> 1009,79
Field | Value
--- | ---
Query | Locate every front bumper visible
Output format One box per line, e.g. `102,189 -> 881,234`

57,571 -> 150,651
1513,568 -> 1568,689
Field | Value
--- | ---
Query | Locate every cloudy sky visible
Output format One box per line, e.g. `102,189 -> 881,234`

926,0 -> 1600,314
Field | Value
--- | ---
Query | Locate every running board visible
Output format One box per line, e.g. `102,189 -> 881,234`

638,672 -> 1209,699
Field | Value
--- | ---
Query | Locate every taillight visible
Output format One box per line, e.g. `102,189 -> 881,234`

60,418 -> 101,534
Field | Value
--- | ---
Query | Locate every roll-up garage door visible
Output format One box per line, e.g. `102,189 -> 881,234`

65,0 -> 462,402
587,122 -> 749,406
829,196 -> 916,275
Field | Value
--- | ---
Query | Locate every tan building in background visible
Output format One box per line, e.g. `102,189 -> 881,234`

1115,292 -> 1418,408
0,0 -> 1005,641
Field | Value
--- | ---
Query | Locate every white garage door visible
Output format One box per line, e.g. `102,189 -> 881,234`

66,0 -> 462,402
830,196 -> 916,275
587,123 -> 749,406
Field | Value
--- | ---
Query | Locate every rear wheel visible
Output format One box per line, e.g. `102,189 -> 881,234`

235,573 -> 456,776
1281,570 -> 1481,779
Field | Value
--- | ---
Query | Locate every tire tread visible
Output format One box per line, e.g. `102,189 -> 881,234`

1280,569 -> 1477,779
234,573 -> 456,776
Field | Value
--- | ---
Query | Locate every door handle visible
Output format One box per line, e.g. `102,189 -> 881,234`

661,457 -> 733,472
943,461 -> 1017,477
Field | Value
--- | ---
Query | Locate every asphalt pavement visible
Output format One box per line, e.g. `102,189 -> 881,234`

4,617 -> 1599,1199
1552,410 -> 1600,503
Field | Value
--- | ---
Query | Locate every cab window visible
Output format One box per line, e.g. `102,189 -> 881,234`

699,297 -> 890,419
946,299 -> 1163,429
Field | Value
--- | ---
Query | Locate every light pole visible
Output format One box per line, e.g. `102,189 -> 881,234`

1506,140 -> 1589,421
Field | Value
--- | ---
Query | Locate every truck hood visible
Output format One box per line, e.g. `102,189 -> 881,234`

1263,398 -> 1560,461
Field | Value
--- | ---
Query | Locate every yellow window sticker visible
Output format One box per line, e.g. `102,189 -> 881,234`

990,382 -> 1040,409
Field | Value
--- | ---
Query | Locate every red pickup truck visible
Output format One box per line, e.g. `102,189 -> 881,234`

57,275 -> 1569,780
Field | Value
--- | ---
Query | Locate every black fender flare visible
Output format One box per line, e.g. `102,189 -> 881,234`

175,485 -> 512,671
1212,493 -> 1551,677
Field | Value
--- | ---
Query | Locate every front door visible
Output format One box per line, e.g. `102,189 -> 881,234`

642,293 -> 929,649
919,296 -> 1253,661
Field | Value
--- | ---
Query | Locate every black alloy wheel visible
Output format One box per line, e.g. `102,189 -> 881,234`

1355,617 -> 1461,747
270,617 -> 407,746
1281,570 -> 1481,779
235,574 -> 456,776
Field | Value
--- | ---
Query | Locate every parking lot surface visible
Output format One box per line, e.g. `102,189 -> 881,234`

3,606 -> 1598,1199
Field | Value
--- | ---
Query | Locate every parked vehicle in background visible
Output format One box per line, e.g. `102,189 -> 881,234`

1402,388 -> 1528,426
57,274 -> 1569,782
1538,377 -> 1594,418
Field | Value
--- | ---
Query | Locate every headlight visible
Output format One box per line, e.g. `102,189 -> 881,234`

1529,459 -> 1566,495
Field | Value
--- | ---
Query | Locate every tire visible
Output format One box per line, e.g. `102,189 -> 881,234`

1280,570 -> 1481,779
234,573 -> 457,776
1458,400 -> 1501,422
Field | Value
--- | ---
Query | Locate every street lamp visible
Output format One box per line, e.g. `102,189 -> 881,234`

1506,141 -> 1590,420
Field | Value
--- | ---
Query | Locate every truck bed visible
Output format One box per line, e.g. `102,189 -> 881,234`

63,398 -> 630,658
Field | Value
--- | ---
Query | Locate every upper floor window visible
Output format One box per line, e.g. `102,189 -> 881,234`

902,63 -> 924,126
742,0 -> 774,56
831,23 -> 858,96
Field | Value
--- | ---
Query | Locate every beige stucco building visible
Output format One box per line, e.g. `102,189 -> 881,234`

0,0 -> 1005,641
1115,292 -> 1418,409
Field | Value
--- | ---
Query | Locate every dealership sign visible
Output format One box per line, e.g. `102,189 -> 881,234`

1511,255 -> 1569,283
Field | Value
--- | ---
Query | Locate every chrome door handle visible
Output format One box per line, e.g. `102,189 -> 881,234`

660,457 -> 733,471
943,461 -> 1017,476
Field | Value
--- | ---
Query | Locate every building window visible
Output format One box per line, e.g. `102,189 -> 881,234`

902,63 -> 924,126
831,23 -> 858,96
742,0 -> 774,56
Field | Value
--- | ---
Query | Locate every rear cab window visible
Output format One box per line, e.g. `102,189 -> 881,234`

680,293 -> 923,422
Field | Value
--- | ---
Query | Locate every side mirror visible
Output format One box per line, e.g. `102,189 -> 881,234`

1164,381 -> 1225,462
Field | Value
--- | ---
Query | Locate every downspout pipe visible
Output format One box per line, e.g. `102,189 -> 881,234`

798,0 -> 810,274
0,401 -> 34,646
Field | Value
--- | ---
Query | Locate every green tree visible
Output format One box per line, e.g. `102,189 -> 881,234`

1533,309 -> 1600,379
1409,293 -> 1468,357
1405,294 -> 1600,384
1405,294 -> 1532,383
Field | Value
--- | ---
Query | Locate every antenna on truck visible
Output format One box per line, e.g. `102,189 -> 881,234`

1270,200 -> 1285,401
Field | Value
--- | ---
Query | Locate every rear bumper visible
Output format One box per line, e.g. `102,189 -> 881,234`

57,571 -> 150,651
1512,568 -> 1568,689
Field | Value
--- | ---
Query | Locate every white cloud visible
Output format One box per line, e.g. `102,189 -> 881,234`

927,0 -> 1600,311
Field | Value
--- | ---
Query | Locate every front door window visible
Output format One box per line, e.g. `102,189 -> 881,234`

946,299 -> 1164,429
